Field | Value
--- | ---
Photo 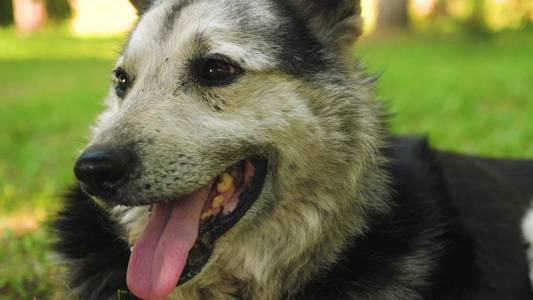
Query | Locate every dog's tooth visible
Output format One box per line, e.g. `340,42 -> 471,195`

201,211 -> 213,220
200,209 -> 216,221
212,195 -> 225,209
217,173 -> 234,193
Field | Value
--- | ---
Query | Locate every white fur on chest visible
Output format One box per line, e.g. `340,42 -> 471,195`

112,205 -> 151,245
521,206 -> 533,285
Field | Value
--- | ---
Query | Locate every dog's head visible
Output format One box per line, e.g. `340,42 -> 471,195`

73,0 -> 378,299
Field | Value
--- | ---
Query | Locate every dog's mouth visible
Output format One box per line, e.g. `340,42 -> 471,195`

126,158 -> 267,300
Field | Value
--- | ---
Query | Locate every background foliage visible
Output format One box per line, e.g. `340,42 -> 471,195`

44,0 -> 71,22
0,0 -> 13,26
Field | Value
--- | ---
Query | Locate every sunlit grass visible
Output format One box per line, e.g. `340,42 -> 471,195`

357,31 -> 533,157
0,28 -> 124,60
0,57 -> 114,214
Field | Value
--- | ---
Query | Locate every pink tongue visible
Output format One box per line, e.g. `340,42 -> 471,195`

127,186 -> 210,300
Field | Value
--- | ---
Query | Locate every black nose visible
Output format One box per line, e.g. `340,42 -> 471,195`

74,146 -> 135,196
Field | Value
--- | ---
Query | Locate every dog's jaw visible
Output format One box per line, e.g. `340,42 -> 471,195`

111,159 -> 268,299
157,150 -> 390,300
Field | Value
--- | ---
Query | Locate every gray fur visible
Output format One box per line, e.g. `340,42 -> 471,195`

77,0 -> 394,298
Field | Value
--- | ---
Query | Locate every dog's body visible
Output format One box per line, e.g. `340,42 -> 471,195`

54,0 -> 533,299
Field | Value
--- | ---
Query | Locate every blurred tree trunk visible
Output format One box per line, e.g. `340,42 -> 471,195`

0,0 -> 14,26
45,0 -> 72,22
376,0 -> 409,31
465,0 -> 491,36
13,0 -> 47,32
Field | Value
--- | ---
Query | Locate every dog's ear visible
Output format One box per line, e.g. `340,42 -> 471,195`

288,0 -> 362,48
129,0 -> 152,14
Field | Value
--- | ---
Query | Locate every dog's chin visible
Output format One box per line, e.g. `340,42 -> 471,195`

121,158 -> 268,300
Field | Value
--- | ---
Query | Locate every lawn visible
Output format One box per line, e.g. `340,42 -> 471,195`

1,29 -> 532,299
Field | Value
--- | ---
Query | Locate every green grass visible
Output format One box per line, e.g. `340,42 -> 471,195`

0,58 -> 112,213
357,32 -> 533,157
0,29 -> 532,299
0,28 -> 124,60
0,30 -> 120,299
0,227 -> 67,300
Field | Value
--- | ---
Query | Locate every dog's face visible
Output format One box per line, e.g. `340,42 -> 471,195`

73,0 -> 365,299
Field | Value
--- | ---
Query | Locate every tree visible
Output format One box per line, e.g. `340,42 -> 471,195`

376,0 -> 409,31
0,0 -> 14,26
464,0 -> 491,36
45,0 -> 71,22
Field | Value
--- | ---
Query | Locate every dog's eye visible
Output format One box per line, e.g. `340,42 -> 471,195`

196,57 -> 243,86
113,68 -> 131,98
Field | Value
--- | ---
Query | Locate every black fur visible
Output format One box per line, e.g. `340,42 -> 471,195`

54,137 -> 533,299
295,137 -> 533,299
129,0 -> 153,15
53,188 -> 135,299
270,1 -> 329,76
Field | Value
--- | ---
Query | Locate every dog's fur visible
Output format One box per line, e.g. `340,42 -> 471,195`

54,0 -> 533,299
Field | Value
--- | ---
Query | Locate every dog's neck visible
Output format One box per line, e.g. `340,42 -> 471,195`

168,161 -> 392,300
167,76 -> 393,300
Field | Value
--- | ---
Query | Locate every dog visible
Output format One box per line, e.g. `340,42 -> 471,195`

53,0 -> 533,299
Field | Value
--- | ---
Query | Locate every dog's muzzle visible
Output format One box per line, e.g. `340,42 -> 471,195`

74,143 -> 268,299
74,145 -> 135,198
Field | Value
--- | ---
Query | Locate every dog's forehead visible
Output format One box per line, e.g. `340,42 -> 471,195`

123,0 -> 282,70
